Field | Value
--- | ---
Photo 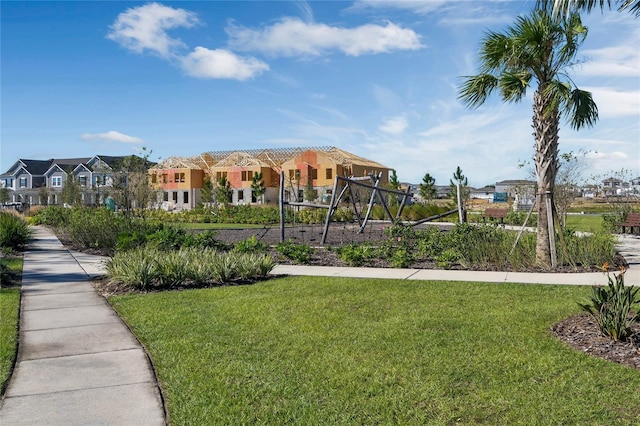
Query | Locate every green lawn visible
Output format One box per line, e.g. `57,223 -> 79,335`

564,214 -> 603,233
0,256 -> 22,396
110,277 -> 640,425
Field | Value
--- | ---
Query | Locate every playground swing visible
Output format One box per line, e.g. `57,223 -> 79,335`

277,171 -> 415,245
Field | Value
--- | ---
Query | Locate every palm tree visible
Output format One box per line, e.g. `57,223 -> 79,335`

458,6 -> 598,267
546,0 -> 640,17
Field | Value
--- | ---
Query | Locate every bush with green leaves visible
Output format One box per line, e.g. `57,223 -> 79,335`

0,212 -> 31,251
64,207 -> 134,252
106,247 -> 275,289
579,270 -> 639,342
183,230 -> 231,251
275,240 -> 314,264
146,226 -> 187,250
234,235 -> 268,253
30,205 -> 71,228
336,243 -> 377,266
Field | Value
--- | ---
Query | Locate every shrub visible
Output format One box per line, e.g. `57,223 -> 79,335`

234,235 -> 268,253
435,248 -> 461,269
146,226 -> 186,251
296,208 -> 326,224
183,230 -> 231,251
31,206 -> 70,227
276,240 -> 314,264
579,269 -> 639,342
106,247 -> 275,289
64,207 -> 129,252
337,243 -> 376,266
0,212 -> 31,250
106,249 -> 159,289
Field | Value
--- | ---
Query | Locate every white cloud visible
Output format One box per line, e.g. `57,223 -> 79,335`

181,47 -> 269,80
81,131 -> 144,144
379,116 -> 408,135
226,17 -> 422,57
349,0 -> 448,15
580,45 -> 640,77
586,86 -> 640,118
107,3 -> 199,58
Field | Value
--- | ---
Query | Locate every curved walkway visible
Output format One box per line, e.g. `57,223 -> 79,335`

0,227 -> 166,425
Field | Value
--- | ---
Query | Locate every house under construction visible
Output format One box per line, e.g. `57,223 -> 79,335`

149,146 -> 391,210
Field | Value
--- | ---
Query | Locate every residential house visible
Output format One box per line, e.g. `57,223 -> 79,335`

469,186 -> 495,201
1,155 -> 148,207
494,179 -> 536,209
602,177 -> 623,196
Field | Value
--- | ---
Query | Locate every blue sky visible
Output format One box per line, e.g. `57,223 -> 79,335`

2,1 -> 638,187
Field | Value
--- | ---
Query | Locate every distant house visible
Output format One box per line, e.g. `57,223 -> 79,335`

469,186 -> 495,201
0,155 -> 149,206
494,179 -> 536,209
602,177 -> 623,196
631,177 -> 640,195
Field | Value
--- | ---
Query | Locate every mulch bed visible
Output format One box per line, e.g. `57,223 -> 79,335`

551,314 -> 640,369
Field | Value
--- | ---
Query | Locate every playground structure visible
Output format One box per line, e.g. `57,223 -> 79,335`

278,172 -> 462,244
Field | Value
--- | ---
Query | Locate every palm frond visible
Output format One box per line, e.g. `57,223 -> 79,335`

542,79 -> 572,113
499,72 -> 532,103
567,88 -> 599,129
480,32 -> 513,73
457,74 -> 499,109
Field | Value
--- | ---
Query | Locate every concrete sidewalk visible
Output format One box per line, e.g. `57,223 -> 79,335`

0,227 -> 166,425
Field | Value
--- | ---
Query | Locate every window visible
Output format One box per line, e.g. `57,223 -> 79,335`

216,172 -> 228,181
96,175 -> 103,186
298,190 -> 304,202
163,192 -> 169,202
238,190 -> 244,201
242,171 -> 249,181
19,177 -> 27,188
175,172 -> 185,183
172,192 -> 178,203
184,191 -> 189,203
78,175 -> 87,187
151,174 -> 157,184
289,169 -> 300,180
311,168 -> 318,179
51,176 -> 62,187
326,168 -> 333,180
162,174 -> 168,184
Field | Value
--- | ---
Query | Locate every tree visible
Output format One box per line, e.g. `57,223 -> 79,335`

387,170 -> 401,206
449,166 -> 469,205
419,173 -> 436,203
200,176 -> 216,208
109,148 -> 158,223
216,176 -> 232,205
251,172 -> 266,203
458,6 -> 598,267
547,0 -> 640,16
61,171 -> 82,206
0,187 -> 9,204
555,150 -> 590,226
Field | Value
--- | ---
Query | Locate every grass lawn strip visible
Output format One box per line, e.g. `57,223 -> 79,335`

109,277 -> 640,425
0,256 -> 22,396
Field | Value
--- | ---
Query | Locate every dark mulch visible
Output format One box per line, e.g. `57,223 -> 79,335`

551,314 -> 640,370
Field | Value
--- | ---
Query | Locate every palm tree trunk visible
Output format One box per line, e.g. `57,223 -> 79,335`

533,89 -> 560,268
